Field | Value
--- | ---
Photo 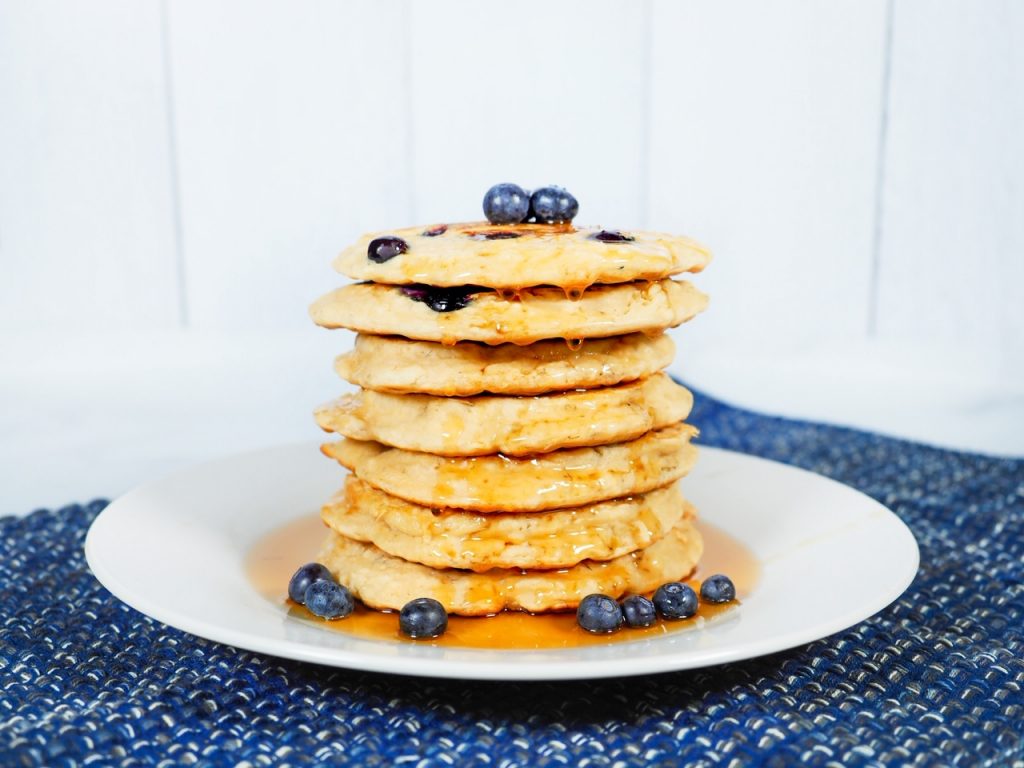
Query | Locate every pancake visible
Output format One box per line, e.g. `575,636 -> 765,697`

314,373 -> 693,457
323,424 -> 698,512
309,279 -> 708,346
334,332 -> 675,396
317,519 -> 703,615
333,221 -> 711,289
322,477 -> 691,571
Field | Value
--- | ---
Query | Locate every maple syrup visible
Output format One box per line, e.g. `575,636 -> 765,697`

562,286 -> 587,301
245,514 -> 760,650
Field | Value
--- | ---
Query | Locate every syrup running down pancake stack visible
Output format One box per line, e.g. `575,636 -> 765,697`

309,217 -> 711,616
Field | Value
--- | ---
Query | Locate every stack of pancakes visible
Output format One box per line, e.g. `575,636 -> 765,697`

309,222 -> 711,616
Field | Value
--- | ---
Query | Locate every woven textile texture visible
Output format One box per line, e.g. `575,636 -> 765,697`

2,391 -> 1023,767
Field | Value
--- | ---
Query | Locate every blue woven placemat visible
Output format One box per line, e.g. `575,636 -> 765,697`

2,391 -> 1023,767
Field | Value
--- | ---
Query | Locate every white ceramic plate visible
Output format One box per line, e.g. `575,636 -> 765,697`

85,443 -> 918,681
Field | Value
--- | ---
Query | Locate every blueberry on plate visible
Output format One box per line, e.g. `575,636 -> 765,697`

482,183 -> 530,225
653,582 -> 698,620
399,597 -> 448,639
304,580 -> 355,620
368,235 -> 408,263
288,562 -> 333,604
700,574 -> 736,604
529,185 -> 579,224
621,594 -> 657,628
576,593 -> 624,633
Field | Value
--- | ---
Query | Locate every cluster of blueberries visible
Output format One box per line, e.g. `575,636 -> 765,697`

576,574 -> 736,633
290,562 -> 735,639
365,182 -> 629,274
483,183 -> 579,226
288,562 -> 448,639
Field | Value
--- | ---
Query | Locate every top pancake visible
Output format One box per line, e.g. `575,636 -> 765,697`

333,221 -> 711,289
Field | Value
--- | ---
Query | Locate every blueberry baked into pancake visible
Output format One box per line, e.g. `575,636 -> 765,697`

290,183 -> 736,639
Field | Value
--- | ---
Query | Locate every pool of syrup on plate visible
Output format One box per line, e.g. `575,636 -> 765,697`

245,514 -> 761,650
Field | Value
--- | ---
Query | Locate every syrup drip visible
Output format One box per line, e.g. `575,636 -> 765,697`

245,514 -> 761,650
467,231 -> 522,241
564,338 -> 584,351
561,285 -> 589,301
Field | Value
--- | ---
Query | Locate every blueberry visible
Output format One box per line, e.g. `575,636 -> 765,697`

576,594 -> 623,633
288,562 -> 333,604
400,285 -> 430,302
482,183 -> 530,224
700,574 -> 736,604
529,186 -> 578,224
368,235 -> 408,263
399,597 -> 448,639
653,582 -> 698,620
400,284 -> 480,312
426,289 -> 474,311
592,229 -> 635,243
422,224 -> 447,237
621,595 -> 657,628
304,580 -> 355,620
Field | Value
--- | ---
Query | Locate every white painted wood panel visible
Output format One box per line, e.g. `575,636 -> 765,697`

876,0 -> 1024,382
0,0 -> 181,331
4,0 -> 1024,507
167,0 -> 412,331
649,0 -> 889,361
0,328 -> 346,514
408,0 -> 651,228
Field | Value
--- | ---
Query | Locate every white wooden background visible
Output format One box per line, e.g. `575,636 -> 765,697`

2,0 -> 1022,513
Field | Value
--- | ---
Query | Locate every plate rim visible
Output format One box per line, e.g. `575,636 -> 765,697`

84,444 -> 920,681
